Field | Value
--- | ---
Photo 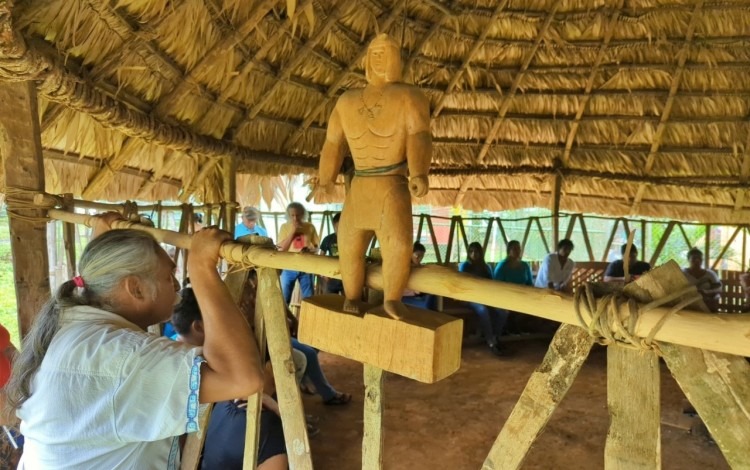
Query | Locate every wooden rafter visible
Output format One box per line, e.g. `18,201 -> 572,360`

630,0 -> 706,214
246,2 -> 345,120
152,0 -> 278,117
179,159 -> 221,203
402,4 -> 453,80
430,0 -> 510,118
279,3 -> 407,153
559,3 -> 623,167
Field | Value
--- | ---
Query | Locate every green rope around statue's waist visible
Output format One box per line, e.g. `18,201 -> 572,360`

353,161 -> 407,177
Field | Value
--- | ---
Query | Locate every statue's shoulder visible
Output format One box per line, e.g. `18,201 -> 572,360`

386,83 -> 430,110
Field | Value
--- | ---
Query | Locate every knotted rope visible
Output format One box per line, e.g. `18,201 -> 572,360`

574,283 -> 703,353
4,187 -> 55,223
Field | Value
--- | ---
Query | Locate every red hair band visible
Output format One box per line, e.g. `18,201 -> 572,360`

72,276 -> 85,288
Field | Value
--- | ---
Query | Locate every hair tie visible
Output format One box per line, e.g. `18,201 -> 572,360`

72,276 -> 85,288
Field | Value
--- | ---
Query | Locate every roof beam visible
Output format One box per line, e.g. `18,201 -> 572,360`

430,0 -> 510,119
246,2 -> 345,121
280,2 -> 407,153
152,0 -> 278,117
630,0 -> 705,214
560,2 -> 622,167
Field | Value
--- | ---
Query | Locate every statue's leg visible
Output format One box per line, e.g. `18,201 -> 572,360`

376,213 -> 413,320
338,214 -> 373,314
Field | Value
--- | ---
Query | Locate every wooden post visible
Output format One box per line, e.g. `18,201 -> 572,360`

602,219 -> 621,262
704,224 -> 711,269
552,171 -> 562,247
61,194 -> 76,278
648,221 -> 675,266
243,268 -> 267,470
424,215 -> 442,264
445,217 -> 456,262
0,81 -> 51,337
256,267 -> 312,469
623,263 -> 750,469
534,217 -> 550,255
483,324 -> 594,469
578,216 -> 595,262
711,226 -> 741,271
604,345 -> 661,469
223,156 -> 237,235
362,364 -> 385,470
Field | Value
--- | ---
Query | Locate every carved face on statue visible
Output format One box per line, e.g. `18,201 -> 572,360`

365,34 -> 402,84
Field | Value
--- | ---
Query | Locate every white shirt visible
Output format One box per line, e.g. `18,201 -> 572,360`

18,305 -> 204,470
534,253 -> 575,289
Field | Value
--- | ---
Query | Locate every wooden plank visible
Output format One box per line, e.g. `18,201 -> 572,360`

482,324 -> 594,469
623,263 -> 750,469
298,295 -> 463,383
0,81 -> 50,337
362,365 -> 385,470
246,268 -> 265,470
257,267 -> 313,469
641,220 -> 647,262
604,345 -> 661,470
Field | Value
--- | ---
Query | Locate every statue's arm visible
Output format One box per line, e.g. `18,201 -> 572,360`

319,104 -> 348,187
405,90 -> 432,178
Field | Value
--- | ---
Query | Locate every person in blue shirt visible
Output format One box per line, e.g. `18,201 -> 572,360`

459,242 -> 509,357
235,206 -> 268,238
493,240 -> 533,286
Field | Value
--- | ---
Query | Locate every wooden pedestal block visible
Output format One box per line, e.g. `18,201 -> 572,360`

298,295 -> 463,383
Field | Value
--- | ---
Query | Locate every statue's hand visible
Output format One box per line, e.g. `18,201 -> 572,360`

409,175 -> 429,197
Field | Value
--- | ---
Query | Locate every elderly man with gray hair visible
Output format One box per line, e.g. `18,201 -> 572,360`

235,206 -> 268,238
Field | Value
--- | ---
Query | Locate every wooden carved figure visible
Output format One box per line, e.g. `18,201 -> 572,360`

317,33 -> 432,319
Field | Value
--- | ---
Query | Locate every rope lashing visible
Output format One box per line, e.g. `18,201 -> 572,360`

574,283 -> 703,352
4,187 -> 55,223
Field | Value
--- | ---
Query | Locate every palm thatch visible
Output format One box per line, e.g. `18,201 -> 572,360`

0,0 -> 749,222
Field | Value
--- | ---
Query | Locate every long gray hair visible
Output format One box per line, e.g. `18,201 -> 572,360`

6,229 -> 163,409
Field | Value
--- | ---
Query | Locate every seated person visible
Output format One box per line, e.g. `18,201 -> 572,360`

535,239 -> 576,291
493,240 -> 533,286
236,207 -> 268,238
402,242 -> 435,309
173,288 -> 287,470
604,244 -> 651,282
320,213 -> 344,295
682,248 -> 722,312
459,242 -> 509,357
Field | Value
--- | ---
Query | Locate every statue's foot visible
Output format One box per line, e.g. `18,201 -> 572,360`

383,300 -> 409,320
343,298 -> 365,314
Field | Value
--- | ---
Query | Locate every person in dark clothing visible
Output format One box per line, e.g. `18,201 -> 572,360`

604,244 -> 651,282
401,242 -> 434,309
320,213 -> 343,294
459,242 -> 509,357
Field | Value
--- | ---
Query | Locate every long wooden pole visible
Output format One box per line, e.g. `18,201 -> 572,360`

42,209 -> 750,357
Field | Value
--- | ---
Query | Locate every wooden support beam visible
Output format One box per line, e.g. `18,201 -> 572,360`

362,364 -> 385,470
257,267 -> 312,469
482,324 -> 594,469
710,226 -> 742,271
445,217 -> 457,263
61,194 -> 76,279
424,215 -> 442,264
551,172 -> 562,247
604,345 -> 661,469
222,156 -> 237,235
495,218 -> 508,245
534,217 -> 550,255
648,221 -> 676,266
623,263 -> 750,469
135,150 -> 179,200
180,160 -> 221,203
732,130 -> 750,219
0,81 -> 51,337
601,219 -> 622,262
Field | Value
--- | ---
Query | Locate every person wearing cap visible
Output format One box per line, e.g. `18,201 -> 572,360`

235,207 -> 268,239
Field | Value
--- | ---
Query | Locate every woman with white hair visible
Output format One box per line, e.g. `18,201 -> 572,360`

6,214 -> 264,469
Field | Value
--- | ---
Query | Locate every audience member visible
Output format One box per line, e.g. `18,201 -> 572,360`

493,240 -> 533,286
320,213 -> 344,295
459,242 -> 509,356
173,288 -> 287,470
535,239 -> 575,291
6,215 -> 263,468
682,248 -> 722,312
236,207 -> 268,238
278,202 -> 320,305
603,244 -> 651,282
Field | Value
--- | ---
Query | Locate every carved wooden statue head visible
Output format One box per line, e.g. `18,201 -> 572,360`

365,33 -> 402,84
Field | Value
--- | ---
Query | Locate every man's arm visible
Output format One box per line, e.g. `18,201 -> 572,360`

319,104 -> 348,187
190,229 -> 264,403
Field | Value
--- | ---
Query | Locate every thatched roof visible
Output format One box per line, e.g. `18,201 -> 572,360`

1,0 -> 749,222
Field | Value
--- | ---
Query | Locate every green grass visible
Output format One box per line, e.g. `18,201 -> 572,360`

0,210 -> 20,345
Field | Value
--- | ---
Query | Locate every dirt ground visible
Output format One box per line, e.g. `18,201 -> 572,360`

300,337 -> 728,470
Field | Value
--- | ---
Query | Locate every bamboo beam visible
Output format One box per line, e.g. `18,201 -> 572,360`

483,324 -> 594,469
222,156 -> 237,235
630,1 -> 705,214
362,364 -> 385,470
0,81 -> 51,337
42,209 -> 750,357
61,194 -> 76,279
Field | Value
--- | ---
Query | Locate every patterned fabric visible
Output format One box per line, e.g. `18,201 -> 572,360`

186,355 -> 206,433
